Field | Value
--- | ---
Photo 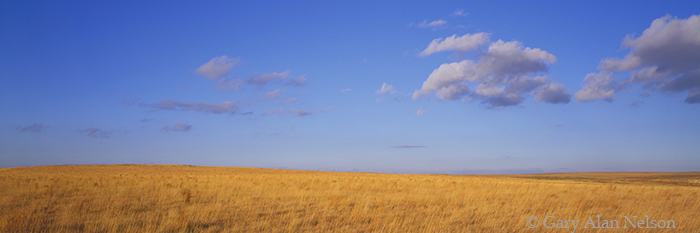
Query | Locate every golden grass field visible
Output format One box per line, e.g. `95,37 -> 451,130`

1,165 -> 699,232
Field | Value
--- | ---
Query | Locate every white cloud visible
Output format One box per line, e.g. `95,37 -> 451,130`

416,107 -> 425,116
414,38 -> 569,108
417,60 -> 478,92
477,40 -> 556,75
578,14 -> 700,103
375,83 -> 397,95
435,83 -> 469,100
195,55 -> 239,79
574,72 -> 615,102
416,19 -> 448,29
340,88 -> 352,93
420,33 -> 490,57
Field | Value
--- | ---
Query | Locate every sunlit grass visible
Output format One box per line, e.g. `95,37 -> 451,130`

1,165 -> 698,232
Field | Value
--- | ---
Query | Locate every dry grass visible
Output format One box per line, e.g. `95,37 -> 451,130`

1,165 -> 699,232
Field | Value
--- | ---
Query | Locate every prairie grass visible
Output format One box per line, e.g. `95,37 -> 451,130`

1,165 -> 698,232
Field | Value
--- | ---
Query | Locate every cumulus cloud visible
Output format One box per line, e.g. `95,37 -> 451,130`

195,55 -> 239,79
416,19 -> 448,29
574,72 -> 615,102
534,82 -> 572,104
375,83 -> 397,95
142,100 -> 238,114
16,123 -> 48,133
80,128 -> 111,138
435,82 -> 470,100
414,37 -> 570,108
576,14 -> 700,104
420,33 -> 490,57
162,123 -> 192,132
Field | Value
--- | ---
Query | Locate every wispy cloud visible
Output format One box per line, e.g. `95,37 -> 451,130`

247,71 -> 290,87
16,123 -> 48,133
140,118 -> 154,123
286,75 -> 307,86
136,100 -> 238,115
281,97 -> 298,103
340,88 -> 352,93
162,123 -> 192,132
289,110 -> 312,117
451,9 -> 468,17
194,56 -> 307,91
630,101 -> 643,107
266,107 -> 332,118
263,89 -> 283,100
195,55 -> 239,79
415,19 -> 448,30
79,128 -> 111,138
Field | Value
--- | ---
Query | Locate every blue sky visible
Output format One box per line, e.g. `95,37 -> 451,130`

1,1 -> 699,173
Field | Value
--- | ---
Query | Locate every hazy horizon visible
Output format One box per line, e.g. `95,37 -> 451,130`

2,1 -> 699,173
